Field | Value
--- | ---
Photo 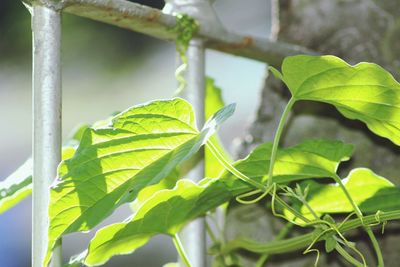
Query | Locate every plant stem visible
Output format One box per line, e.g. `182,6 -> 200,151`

208,132 -> 383,265
256,223 -> 293,267
223,210 -> 400,256
273,191 -> 311,224
267,97 -> 296,186
206,141 -> 267,191
205,220 -> 218,244
207,139 -> 310,223
333,174 -> 384,267
335,244 -> 364,267
173,234 -> 192,267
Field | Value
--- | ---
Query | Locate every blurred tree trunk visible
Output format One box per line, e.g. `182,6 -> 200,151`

227,0 -> 400,266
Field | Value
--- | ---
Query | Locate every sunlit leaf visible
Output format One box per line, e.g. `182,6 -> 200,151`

82,139 -> 353,265
131,78 -> 232,211
297,168 -> 400,217
45,98 -> 235,266
272,55 -> 400,145
325,235 -> 337,253
251,139 -> 353,183
131,169 -> 179,211
0,159 -> 32,214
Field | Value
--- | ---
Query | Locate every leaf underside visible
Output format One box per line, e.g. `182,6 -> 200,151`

276,55 -> 400,145
45,98 -> 235,266
293,168 -> 400,219
83,139 -> 354,265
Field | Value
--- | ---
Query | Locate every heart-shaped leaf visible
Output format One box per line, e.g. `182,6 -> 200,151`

45,98 -> 235,266
271,55 -> 400,145
80,139 -> 354,265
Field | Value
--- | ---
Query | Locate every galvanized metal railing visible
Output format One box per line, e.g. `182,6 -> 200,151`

31,4 -> 62,267
23,0 -> 313,266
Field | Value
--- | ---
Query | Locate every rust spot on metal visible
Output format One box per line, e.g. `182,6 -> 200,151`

241,36 -> 253,48
213,36 -> 254,51
146,10 -> 161,22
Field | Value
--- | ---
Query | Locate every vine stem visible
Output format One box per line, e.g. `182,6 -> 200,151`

333,174 -> 384,267
335,244 -> 364,267
206,140 -> 310,224
205,220 -> 218,244
283,185 -> 365,267
256,223 -> 293,267
207,99 -> 383,266
173,57 -> 188,96
223,210 -> 400,255
173,234 -> 192,267
206,141 -> 267,191
267,97 -> 296,186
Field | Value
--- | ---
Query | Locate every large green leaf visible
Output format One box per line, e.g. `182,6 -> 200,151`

296,168 -> 400,217
131,78 -> 232,211
248,139 -> 354,184
271,55 -> 400,145
130,169 -> 179,211
81,139 -> 353,265
45,98 -> 235,266
84,178 -> 240,266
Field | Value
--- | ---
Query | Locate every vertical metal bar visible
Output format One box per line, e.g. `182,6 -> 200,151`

184,38 -> 206,128
32,5 -> 62,267
179,37 -> 206,267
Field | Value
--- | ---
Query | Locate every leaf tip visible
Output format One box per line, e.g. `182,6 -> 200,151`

268,66 -> 284,81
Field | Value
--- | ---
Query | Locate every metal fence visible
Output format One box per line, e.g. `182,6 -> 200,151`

24,0 -> 312,266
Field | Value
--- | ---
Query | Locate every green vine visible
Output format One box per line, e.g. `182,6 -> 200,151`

222,210 -> 400,257
169,14 -> 199,95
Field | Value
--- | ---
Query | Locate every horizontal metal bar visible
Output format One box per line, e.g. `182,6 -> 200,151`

25,0 -> 314,66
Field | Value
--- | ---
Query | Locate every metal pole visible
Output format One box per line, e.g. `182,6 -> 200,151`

32,5 -> 62,267
179,38 -> 206,267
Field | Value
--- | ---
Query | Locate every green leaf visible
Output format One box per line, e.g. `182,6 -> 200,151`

235,139 -> 354,184
131,79 -> 232,212
325,235 -> 337,253
0,159 -> 32,214
268,66 -> 284,81
297,168 -> 400,217
0,123 -> 87,215
131,169 -> 179,211
205,78 -> 232,178
0,146 -> 78,215
81,139 -> 353,265
275,55 -> 400,145
45,98 -> 235,266
84,178 -> 238,265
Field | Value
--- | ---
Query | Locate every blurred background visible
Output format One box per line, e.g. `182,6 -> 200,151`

0,0 -> 271,266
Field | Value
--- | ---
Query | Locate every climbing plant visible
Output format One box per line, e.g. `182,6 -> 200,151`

1,55 -> 400,267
